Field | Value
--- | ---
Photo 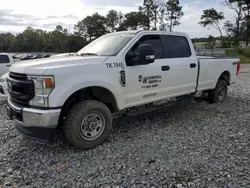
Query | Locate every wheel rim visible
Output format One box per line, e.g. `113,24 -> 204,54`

217,86 -> 226,102
79,112 -> 105,141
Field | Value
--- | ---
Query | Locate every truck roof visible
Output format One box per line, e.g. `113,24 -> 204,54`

107,30 -> 190,37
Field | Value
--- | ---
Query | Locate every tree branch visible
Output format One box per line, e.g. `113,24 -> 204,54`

225,1 -> 240,15
214,21 -> 223,36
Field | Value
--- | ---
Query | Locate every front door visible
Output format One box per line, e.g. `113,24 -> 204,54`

124,34 -> 166,108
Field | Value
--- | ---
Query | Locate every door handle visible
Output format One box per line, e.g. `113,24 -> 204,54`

6,65 -> 11,67
190,63 -> 197,68
162,65 -> 170,71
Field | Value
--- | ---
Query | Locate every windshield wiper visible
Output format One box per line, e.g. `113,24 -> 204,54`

80,53 -> 98,56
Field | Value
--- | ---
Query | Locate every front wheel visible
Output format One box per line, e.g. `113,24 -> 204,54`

208,79 -> 228,103
63,100 -> 112,149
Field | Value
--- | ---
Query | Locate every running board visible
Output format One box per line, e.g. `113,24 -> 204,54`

124,96 -> 192,117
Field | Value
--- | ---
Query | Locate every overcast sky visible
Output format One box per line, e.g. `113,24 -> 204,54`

0,0 -> 235,38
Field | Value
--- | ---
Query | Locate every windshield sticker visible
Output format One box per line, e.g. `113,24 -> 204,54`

106,62 -> 124,68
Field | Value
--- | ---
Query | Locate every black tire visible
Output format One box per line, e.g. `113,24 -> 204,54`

63,100 -> 112,149
208,79 -> 228,103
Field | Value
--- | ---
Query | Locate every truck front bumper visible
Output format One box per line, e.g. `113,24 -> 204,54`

7,98 -> 61,142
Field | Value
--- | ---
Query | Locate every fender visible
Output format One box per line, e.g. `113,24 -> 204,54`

214,70 -> 231,88
48,74 -> 126,110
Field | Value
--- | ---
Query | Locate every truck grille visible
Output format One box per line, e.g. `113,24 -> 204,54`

7,72 -> 34,106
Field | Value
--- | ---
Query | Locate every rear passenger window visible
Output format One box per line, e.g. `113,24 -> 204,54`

0,55 -> 10,63
128,35 -> 164,59
162,35 -> 191,58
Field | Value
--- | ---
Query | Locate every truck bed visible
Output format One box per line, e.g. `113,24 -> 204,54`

197,55 -> 239,60
196,56 -> 239,92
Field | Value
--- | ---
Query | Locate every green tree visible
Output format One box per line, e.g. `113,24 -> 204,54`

116,12 -> 126,31
106,10 -> 119,32
46,30 -> 67,52
223,0 -> 250,45
139,0 -> 164,30
152,0 -> 164,30
199,8 -> 225,37
75,13 -> 108,41
221,35 -> 233,48
56,25 -> 68,35
66,34 -> 88,52
205,35 -> 216,49
123,11 -> 150,30
18,27 -> 48,52
224,21 -> 236,36
56,25 -> 63,32
224,0 -> 243,46
159,8 -> 168,30
0,25 -> 89,53
241,0 -> 250,46
164,0 -> 184,31
10,34 -> 25,52
139,0 -> 154,29
0,33 -> 15,52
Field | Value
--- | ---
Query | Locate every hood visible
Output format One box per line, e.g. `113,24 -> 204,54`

9,55 -> 109,75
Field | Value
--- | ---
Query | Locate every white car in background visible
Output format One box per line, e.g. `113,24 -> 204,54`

0,73 -> 9,96
0,53 -> 15,97
0,53 -> 15,76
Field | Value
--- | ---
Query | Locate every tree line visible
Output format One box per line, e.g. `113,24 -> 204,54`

1,0 -> 249,53
0,0 -> 184,53
197,0 -> 250,47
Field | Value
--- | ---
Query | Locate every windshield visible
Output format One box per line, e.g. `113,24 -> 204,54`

77,33 -> 135,56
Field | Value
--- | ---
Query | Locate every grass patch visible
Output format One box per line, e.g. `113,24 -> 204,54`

225,48 -> 250,64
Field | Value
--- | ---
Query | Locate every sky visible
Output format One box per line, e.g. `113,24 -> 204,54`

0,0 -> 236,38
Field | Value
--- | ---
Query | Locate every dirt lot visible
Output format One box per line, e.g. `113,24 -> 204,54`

1,65 -> 250,188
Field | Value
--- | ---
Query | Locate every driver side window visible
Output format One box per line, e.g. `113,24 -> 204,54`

127,34 -> 164,63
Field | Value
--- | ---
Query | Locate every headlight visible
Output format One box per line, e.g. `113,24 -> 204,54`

28,76 -> 54,107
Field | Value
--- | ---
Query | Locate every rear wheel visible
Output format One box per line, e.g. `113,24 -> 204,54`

208,79 -> 228,103
63,100 -> 112,149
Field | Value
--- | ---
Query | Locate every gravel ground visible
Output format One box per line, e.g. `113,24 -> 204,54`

1,65 -> 250,188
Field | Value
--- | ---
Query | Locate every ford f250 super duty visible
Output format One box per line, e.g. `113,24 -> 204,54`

6,30 -> 240,149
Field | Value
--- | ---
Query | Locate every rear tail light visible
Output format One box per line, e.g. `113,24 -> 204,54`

236,61 -> 240,76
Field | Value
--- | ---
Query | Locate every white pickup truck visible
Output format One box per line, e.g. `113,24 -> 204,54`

6,30 -> 240,149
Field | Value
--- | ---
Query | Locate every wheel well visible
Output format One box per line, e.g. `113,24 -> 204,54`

219,71 -> 230,85
58,87 -> 118,126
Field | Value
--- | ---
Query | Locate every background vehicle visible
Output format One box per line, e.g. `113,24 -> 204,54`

52,52 -> 76,57
30,54 -> 43,60
20,54 -> 33,60
0,53 -> 15,76
0,73 -> 9,96
6,30 -> 240,150
42,54 -> 51,58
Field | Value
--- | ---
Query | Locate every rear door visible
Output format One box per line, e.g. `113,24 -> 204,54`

160,35 -> 198,96
0,55 -> 12,76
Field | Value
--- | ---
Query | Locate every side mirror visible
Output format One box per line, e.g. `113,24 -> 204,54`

138,44 -> 155,65
126,52 -> 138,59
125,44 -> 155,66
